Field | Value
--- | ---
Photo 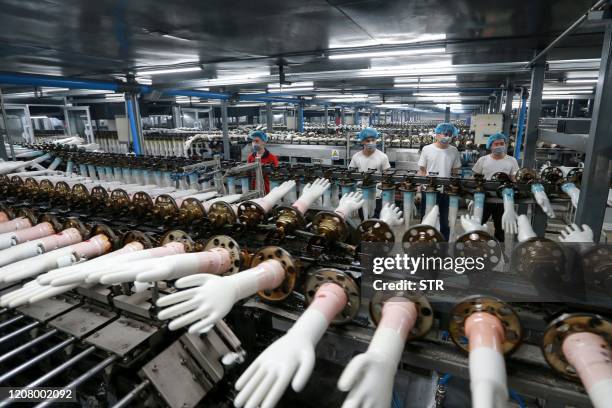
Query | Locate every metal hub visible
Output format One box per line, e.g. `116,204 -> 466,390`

455,230 -> 502,270
237,200 -> 267,227
178,198 -> 206,225
62,217 -> 90,238
582,245 -> 612,294
542,313 -> 612,380
515,168 -> 538,184
207,201 -> 237,227
312,211 -> 348,242
511,238 -> 564,280
129,191 -> 154,218
37,213 -> 62,231
541,166 -> 564,185
368,291 -> 433,340
273,205 -> 306,236
122,230 -> 156,249
251,246 -> 299,302
402,225 -> 444,258
358,219 -> 395,253
304,268 -> 360,325
152,194 -> 178,221
203,235 -> 242,275
71,183 -> 91,206
449,295 -> 522,354
91,224 -> 120,249
109,189 -> 130,212
90,186 -> 109,208
159,230 -> 194,252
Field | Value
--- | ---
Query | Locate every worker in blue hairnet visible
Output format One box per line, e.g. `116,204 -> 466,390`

348,127 -> 391,173
417,122 -> 461,239
247,130 -> 279,192
472,132 -> 519,241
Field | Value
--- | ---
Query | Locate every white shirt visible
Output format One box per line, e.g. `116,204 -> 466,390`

417,144 -> 461,177
349,149 -> 391,173
472,154 -> 519,180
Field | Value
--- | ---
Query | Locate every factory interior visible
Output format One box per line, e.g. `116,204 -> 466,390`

1,1 -> 612,407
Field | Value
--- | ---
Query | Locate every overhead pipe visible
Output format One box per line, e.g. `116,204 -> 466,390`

526,0 -> 608,68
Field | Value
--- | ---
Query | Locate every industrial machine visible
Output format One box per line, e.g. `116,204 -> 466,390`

0,146 -> 609,408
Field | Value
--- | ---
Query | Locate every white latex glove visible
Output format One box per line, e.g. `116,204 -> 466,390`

517,215 -> 537,243
501,188 -> 518,235
472,192 -> 486,225
0,235 -> 110,283
0,153 -> 52,175
40,243 -> 184,286
103,248 -> 231,285
559,223 -> 594,243
379,203 -> 404,226
467,199 -> 474,215
234,283 -> 346,408
338,301 -> 416,408
264,180 -> 296,207
448,196 -> 459,242
422,205 -> 440,229
608,189 -> 612,207
157,259 -> 285,334
531,184 -> 555,218
0,279 -> 79,308
292,178 -> 331,213
561,182 -> 580,209
460,214 -> 487,234
334,192 -> 364,219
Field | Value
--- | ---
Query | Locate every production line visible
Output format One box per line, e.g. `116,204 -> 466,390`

0,145 -> 609,407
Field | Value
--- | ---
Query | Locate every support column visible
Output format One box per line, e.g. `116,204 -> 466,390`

208,108 -> 214,130
172,105 -> 182,129
340,107 -> 345,125
521,56 -> 545,168
444,106 -> 451,122
568,99 -> 574,117
0,89 -> 12,160
355,107 -> 360,127
221,99 -> 230,160
324,105 -> 329,134
555,100 -> 560,117
124,93 -> 144,156
575,23 -> 612,242
297,103 -> 305,132
266,101 -> 273,132
503,84 -> 514,138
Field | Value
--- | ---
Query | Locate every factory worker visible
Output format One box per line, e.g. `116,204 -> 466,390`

472,132 -> 519,241
348,127 -> 391,173
417,122 -> 462,240
247,130 -> 279,192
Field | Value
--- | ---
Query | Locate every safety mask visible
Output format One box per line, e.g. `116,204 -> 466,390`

439,136 -> 451,144
492,145 -> 507,155
365,143 -> 377,151
252,143 -> 261,154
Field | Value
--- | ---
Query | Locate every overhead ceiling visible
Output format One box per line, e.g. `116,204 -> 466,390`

0,0 -> 607,111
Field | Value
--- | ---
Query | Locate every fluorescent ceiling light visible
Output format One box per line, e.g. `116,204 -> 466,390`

316,93 -> 368,99
268,81 -> 314,89
197,88 -> 210,91
394,83 -> 458,88
542,90 -> 593,95
198,71 -> 270,86
329,47 -> 445,60
30,116 -> 49,119
136,77 -> 153,85
137,66 -> 201,75
267,87 -> 313,92
566,71 -> 599,79
544,86 -> 593,91
41,87 -> 70,93
414,92 -> 460,97
565,79 -> 598,84
394,75 -> 456,83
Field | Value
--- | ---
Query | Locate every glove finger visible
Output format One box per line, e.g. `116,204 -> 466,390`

175,273 -> 217,288
245,371 -> 278,408
157,298 -> 200,320
338,354 -> 369,392
156,287 -> 200,307
292,348 -> 315,392
168,307 -> 209,330
234,368 -> 267,407
235,360 -> 261,391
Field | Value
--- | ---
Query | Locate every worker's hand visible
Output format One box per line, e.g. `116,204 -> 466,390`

379,203 -> 404,226
561,182 -> 580,209
292,178 -> 331,213
234,328 -> 316,408
501,188 -> 518,235
559,223 -> 594,243
335,191 -> 364,219
531,184 -> 555,218
337,349 -> 396,408
460,214 -> 487,234
517,214 -> 537,243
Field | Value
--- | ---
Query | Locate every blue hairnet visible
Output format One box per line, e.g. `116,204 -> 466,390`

357,127 -> 379,141
486,132 -> 508,149
434,123 -> 459,137
248,130 -> 268,142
